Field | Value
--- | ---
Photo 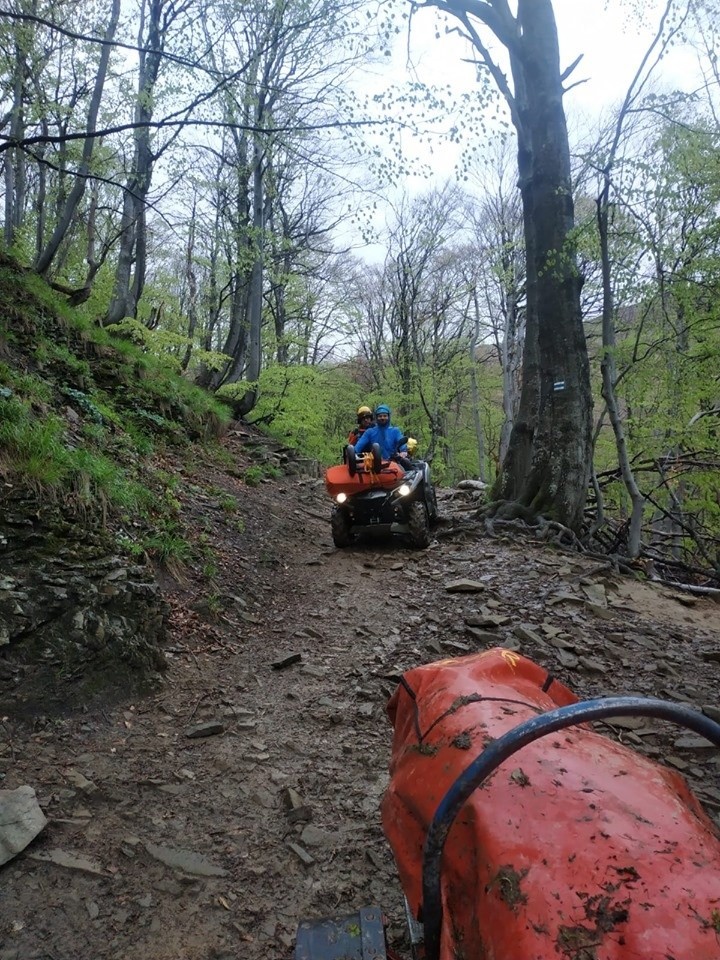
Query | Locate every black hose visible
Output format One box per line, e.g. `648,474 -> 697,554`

421,696 -> 720,960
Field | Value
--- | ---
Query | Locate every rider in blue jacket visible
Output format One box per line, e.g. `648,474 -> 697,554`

354,404 -> 407,460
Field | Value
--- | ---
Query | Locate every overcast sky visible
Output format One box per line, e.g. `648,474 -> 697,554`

373,1 -> 703,179
344,0 -> 703,250
401,0 -> 700,113
553,0 -> 699,114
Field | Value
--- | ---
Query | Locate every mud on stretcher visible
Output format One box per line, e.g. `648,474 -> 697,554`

296,648 -> 720,960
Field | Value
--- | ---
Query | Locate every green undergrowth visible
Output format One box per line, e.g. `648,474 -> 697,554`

0,253 -> 231,560
243,462 -> 283,486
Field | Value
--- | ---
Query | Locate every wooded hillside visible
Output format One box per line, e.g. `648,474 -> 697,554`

1,0 -> 719,575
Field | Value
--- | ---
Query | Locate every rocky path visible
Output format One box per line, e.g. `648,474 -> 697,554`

1,437 -> 719,960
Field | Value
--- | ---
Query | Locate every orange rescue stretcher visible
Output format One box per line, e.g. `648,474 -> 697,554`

325,459 -> 405,499
382,648 -> 720,960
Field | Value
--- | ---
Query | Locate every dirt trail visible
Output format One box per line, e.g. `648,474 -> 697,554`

1,430 -> 719,960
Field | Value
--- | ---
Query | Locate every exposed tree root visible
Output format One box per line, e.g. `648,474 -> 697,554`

480,499 -> 539,524
440,496 -> 718,590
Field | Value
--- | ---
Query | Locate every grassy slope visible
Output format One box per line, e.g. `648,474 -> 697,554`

0,252 -> 232,562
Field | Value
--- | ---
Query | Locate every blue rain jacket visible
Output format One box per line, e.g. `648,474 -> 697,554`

354,420 -> 407,459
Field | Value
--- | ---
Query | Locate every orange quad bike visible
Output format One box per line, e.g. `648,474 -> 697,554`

294,647 -> 720,960
324,439 -> 438,549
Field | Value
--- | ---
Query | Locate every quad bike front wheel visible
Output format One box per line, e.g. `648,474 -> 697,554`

408,501 -> 430,549
331,506 -> 353,548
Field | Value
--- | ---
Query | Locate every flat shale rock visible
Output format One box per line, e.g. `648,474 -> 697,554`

445,579 -> 486,594
0,786 -> 47,866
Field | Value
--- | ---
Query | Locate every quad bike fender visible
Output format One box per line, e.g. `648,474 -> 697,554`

382,648 -> 720,960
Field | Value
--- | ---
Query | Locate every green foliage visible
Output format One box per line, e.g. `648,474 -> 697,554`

155,469 -> 180,491
0,362 -> 53,405
62,387 -> 104,423
129,407 -> 184,441
118,481 -> 158,517
106,316 -> 230,375
0,399 -> 70,485
69,449 -> 127,504
0,254 -> 235,566
241,461 -> 282,485
243,348 -> 505,484
143,522 -> 193,568
243,465 -> 265,487
81,421 -> 106,444
249,364 -> 364,464
193,532 -> 219,581
0,393 -> 158,512
204,442 -> 236,470
105,318 -> 186,370
41,342 -> 92,381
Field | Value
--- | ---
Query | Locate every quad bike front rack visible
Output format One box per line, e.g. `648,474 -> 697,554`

294,696 -> 720,960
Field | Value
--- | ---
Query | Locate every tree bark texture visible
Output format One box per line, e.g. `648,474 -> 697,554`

4,35 -> 27,247
106,0 -> 165,326
433,0 -> 594,529
510,0 -> 593,530
35,0 -> 120,277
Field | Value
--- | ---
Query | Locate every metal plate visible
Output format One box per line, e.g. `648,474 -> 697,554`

295,905 -> 387,960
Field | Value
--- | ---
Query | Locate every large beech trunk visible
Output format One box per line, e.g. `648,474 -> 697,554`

432,0 -> 593,531
501,0 -> 592,529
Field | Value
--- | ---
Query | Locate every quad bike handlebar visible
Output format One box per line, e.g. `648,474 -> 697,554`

421,697 -> 720,960
346,442 -> 416,476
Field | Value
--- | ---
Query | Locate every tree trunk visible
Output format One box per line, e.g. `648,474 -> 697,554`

492,113 -> 540,504
35,0 -> 120,277
427,0 -> 593,528
34,133 -> 47,260
195,171 -> 231,389
106,183 -> 138,324
4,36 -> 26,247
597,189 -> 645,556
469,291 -> 487,481
197,110 -> 255,391
233,145 -> 265,416
181,204 -> 198,371
273,232 -> 293,365
106,0 -> 164,325
202,208 -> 221,352
495,0 -> 593,529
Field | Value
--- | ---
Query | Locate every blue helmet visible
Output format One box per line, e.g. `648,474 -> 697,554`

375,404 -> 391,417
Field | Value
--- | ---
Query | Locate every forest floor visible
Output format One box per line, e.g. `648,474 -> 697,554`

1,425 -> 719,960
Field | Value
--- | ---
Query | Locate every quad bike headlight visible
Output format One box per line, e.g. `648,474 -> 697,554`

397,483 -> 411,497
336,492 -> 347,504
